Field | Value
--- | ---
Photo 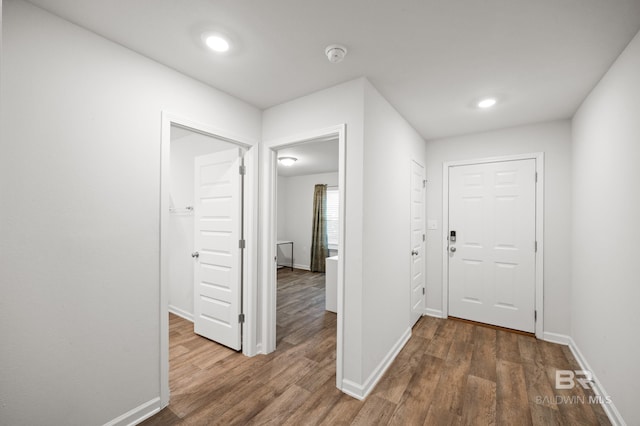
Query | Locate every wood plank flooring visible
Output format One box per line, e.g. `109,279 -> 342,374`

142,268 -> 610,425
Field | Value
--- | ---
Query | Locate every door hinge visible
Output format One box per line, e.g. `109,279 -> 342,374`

239,239 -> 246,249
422,234 -> 426,242
239,165 -> 246,175
534,310 -> 537,322
422,287 -> 425,295
535,172 -> 538,183
239,313 -> 245,324
423,179 -> 427,188
534,241 -> 538,252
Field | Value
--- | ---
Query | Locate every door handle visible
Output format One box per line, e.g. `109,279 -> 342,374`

411,250 -> 419,256
450,246 -> 456,253
191,251 -> 200,258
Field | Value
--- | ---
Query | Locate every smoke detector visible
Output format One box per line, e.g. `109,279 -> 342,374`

325,44 -> 348,63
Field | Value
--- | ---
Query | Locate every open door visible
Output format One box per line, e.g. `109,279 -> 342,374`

193,147 -> 244,350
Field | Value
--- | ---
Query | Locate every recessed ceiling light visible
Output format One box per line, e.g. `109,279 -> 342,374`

278,157 -> 297,167
205,35 -> 230,53
477,98 -> 497,109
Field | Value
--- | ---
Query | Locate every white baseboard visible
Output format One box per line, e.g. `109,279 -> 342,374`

542,331 -> 571,345
341,327 -> 412,400
425,308 -> 443,318
168,305 -> 193,322
294,263 -> 310,271
277,263 -> 310,271
567,338 -> 626,426
103,397 -> 161,426
341,379 -> 366,400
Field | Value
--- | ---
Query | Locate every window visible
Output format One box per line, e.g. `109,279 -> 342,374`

326,187 -> 339,250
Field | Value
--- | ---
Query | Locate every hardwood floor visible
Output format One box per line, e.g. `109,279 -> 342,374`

142,268 -> 610,425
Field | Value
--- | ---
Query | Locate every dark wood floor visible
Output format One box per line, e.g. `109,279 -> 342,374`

142,268 -> 610,425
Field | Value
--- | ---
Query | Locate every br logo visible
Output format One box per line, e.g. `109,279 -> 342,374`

555,370 -> 593,389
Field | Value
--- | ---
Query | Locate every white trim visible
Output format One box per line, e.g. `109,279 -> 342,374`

159,111 -> 259,406
341,379 -> 367,401
277,263 -> 310,271
542,331 -> 570,345
534,154 -> 544,338
441,153 -> 545,338
260,124 -> 347,391
568,338 -> 626,426
260,147 -> 277,355
342,327 -> 412,400
293,263 -> 311,271
103,397 -> 161,426
241,146 -> 259,357
425,308 -> 444,318
168,305 -> 194,322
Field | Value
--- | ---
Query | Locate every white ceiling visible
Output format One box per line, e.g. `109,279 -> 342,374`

27,0 -> 640,140
277,139 -> 339,178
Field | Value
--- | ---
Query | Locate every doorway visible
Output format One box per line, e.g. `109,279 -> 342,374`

159,112 -> 258,406
442,153 -> 544,338
274,138 -> 340,345
261,124 -> 346,390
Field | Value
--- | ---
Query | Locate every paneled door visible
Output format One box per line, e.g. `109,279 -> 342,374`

410,160 -> 426,326
193,147 -> 243,350
448,159 -> 536,332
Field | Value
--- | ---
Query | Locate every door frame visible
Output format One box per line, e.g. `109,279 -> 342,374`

441,152 -> 544,338
159,111 -> 259,407
260,123 -> 346,390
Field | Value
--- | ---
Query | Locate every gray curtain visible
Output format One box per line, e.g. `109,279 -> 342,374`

310,184 -> 328,272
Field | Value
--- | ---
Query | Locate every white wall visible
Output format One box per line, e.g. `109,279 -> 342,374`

361,80 -> 427,383
277,172 -> 339,270
264,78 -> 427,396
0,1 -> 261,425
168,131 -> 236,320
276,175 -> 288,246
424,120 -> 573,336
572,30 -> 640,425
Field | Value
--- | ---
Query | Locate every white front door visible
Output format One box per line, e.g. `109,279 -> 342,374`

193,147 -> 243,350
410,160 -> 426,326
448,159 -> 536,332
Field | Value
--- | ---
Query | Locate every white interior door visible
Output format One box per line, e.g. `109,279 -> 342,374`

410,160 -> 426,326
448,159 -> 536,332
193,147 -> 243,350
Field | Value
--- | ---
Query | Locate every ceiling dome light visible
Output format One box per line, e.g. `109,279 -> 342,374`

477,97 -> 497,109
278,157 -> 297,167
205,35 -> 230,53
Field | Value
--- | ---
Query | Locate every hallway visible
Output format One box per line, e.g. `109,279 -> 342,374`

143,269 -> 608,425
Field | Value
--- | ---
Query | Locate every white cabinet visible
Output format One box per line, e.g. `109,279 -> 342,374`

325,256 -> 338,313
